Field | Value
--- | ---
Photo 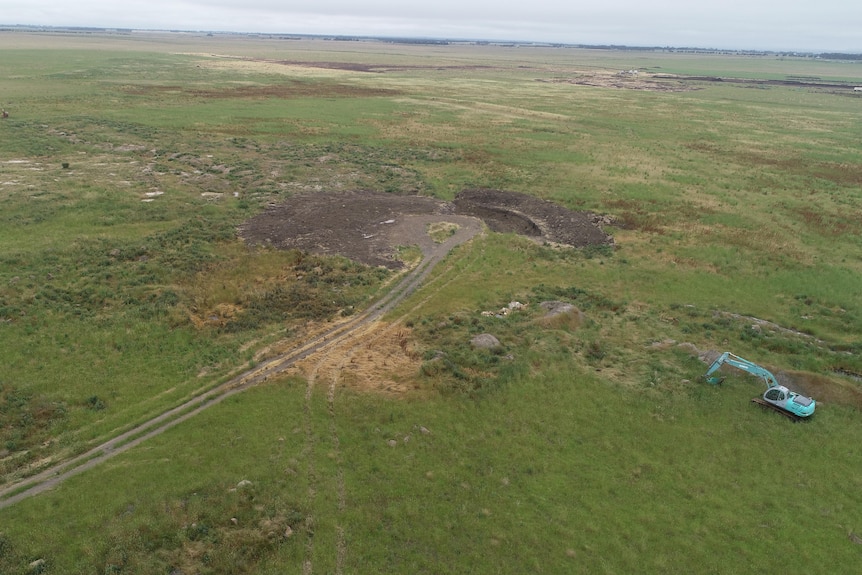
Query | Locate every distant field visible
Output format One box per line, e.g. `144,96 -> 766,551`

1,31 -> 861,574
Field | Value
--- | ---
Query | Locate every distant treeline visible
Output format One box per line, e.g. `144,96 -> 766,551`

381,38 -> 450,45
818,53 -> 862,60
1,26 -> 860,57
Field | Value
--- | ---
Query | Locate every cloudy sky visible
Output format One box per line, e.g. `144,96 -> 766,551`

6,0 -> 860,52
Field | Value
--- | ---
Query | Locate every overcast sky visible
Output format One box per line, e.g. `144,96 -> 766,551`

5,0 -> 860,52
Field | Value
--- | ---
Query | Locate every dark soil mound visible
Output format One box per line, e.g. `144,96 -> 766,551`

239,188 -> 612,268
238,190 -> 449,268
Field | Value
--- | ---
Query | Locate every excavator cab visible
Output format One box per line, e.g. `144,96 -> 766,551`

762,385 -> 815,418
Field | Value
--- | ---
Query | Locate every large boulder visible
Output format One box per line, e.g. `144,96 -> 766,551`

471,333 -> 501,350
539,301 -> 585,327
539,300 -> 575,318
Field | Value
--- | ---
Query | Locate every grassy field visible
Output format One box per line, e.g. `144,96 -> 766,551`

1,31 -> 862,573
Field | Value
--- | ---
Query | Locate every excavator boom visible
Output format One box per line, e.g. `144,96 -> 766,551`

705,352 -> 779,388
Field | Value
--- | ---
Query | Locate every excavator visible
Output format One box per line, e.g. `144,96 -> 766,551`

704,351 -> 816,420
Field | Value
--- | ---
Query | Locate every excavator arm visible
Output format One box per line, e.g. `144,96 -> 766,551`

704,352 -> 779,389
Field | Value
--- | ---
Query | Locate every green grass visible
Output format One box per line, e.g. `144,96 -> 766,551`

1,31 -> 861,574
3,362 -> 862,574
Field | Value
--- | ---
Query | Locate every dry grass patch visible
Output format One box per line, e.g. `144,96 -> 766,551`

194,56 -> 358,79
427,221 -> 460,243
290,323 -> 425,395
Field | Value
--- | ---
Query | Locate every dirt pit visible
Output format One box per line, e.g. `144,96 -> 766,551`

239,188 -> 614,268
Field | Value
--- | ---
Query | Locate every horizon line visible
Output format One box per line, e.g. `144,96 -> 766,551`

2,24 -> 861,56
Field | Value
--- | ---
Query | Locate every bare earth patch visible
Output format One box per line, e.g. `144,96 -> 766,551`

538,71 -> 695,92
539,71 -> 861,94
239,188 -> 613,269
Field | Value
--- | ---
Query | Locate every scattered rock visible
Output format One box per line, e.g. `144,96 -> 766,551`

285,525 -> 294,538
418,425 -> 431,435
387,439 -> 397,447
471,333 -> 501,350
482,301 -> 528,318
28,559 -> 46,572
236,479 -> 253,488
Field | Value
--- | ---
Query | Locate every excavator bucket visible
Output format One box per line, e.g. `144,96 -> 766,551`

705,376 -> 725,385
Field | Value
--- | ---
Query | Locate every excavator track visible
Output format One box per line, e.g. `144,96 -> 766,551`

750,397 -> 802,422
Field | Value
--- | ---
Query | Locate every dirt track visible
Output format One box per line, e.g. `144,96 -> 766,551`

0,208 -> 485,509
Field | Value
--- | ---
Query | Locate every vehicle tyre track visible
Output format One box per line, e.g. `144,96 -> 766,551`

299,228 -> 488,573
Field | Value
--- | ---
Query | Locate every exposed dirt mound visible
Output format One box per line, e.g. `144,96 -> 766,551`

239,188 -> 612,268
454,188 -> 614,249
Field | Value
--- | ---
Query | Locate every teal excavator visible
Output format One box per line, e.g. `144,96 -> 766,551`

704,352 -> 816,420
